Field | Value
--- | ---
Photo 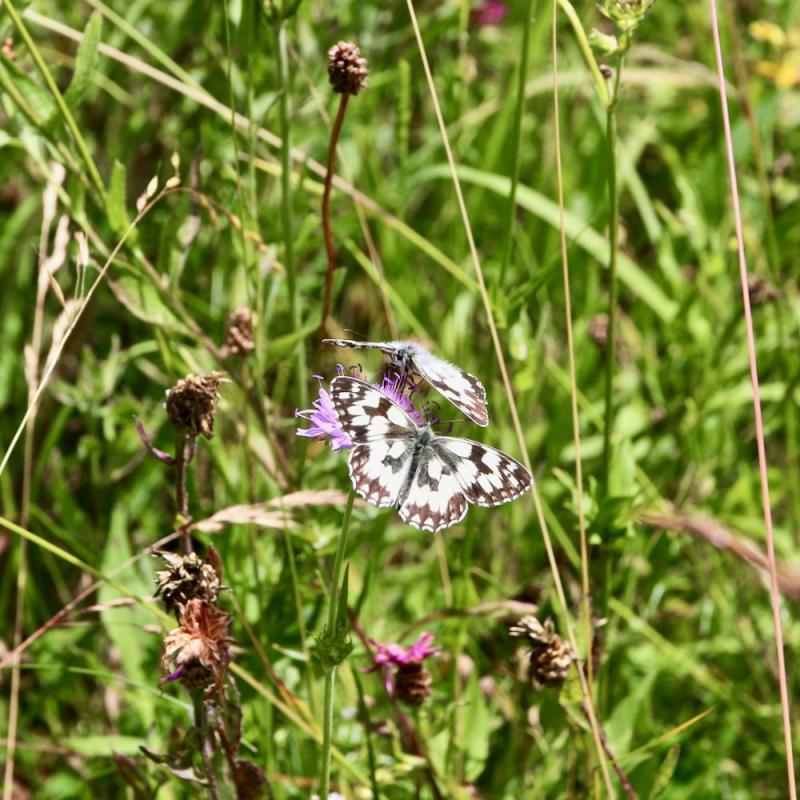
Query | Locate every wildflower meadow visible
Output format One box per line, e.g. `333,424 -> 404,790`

1,0 -> 799,797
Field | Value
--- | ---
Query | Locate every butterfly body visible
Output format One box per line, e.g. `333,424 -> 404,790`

323,338 -> 489,427
331,377 -> 530,532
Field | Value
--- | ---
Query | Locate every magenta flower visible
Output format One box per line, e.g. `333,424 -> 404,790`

368,632 -> 441,697
471,0 -> 507,26
296,369 -> 424,449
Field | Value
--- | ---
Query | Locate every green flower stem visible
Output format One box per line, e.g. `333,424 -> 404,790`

601,56 -> 624,496
272,22 -> 308,417
318,488 -> 355,797
555,0 -> 610,108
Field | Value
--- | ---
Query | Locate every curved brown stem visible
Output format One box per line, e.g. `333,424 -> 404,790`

319,94 -> 350,341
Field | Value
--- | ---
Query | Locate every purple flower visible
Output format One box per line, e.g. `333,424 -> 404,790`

296,369 -> 424,449
367,632 -> 441,696
472,0 -> 507,26
295,377 -> 353,451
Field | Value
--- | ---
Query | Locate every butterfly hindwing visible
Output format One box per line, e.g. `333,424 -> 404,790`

434,437 -> 532,506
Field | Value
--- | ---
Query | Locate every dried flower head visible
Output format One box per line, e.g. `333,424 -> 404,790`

510,616 -> 574,688
162,598 -> 233,689
154,550 -> 221,615
368,632 -> 440,704
748,274 -> 780,306
224,307 -> 256,357
327,41 -> 368,95
165,373 -> 226,439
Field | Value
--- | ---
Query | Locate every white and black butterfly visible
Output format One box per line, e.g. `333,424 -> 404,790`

323,338 -> 489,427
331,376 -> 531,532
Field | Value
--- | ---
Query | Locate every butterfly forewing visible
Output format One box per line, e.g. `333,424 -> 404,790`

330,375 -> 415,443
409,346 -> 489,427
324,338 -> 489,427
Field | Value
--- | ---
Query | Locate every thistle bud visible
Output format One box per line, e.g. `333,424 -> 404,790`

327,41 -> 368,96
510,616 -> 574,688
164,372 -> 225,439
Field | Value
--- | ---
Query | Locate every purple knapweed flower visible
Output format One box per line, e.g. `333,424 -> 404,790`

368,632 -> 441,700
295,374 -> 353,451
295,368 -> 424,449
471,0 -> 507,26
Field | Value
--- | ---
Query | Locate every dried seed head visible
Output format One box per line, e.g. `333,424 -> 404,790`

165,372 -> 226,439
154,550 -> 221,615
394,662 -> 433,706
327,41 -> 368,96
588,313 -> 609,349
162,598 -> 233,689
748,274 -> 780,306
223,307 -> 256,356
510,616 -> 574,688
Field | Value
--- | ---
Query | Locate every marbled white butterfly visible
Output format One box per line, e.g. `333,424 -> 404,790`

331,376 -> 530,532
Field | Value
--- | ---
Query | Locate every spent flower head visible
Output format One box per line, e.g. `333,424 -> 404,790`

510,615 -> 574,688
223,307 -> 256,357
162,598 -> 233,690
165,372 -> 226,439
154,550 -> 221,616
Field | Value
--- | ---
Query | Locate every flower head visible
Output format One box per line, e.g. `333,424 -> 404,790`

161,598 -> 233,689
471,0 -> 507,27
223,307 -> 256,357
165,372 -> 226,439
510,616 -> 574,688
368,632 -> 440,703
327,41 -> 368,96
154,550 -> 221,616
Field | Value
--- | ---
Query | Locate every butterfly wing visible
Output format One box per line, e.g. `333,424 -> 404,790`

323,338 -> 396,357
397,443 -> 469,532
432,437 -> 532,507
330,376 -> 416,508
408,346 -> 489,427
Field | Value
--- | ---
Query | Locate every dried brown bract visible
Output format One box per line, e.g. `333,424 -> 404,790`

395,662 -> 433,707
327,41 -> 368,95
165,372 -> 226,439
510,615 -> 574,688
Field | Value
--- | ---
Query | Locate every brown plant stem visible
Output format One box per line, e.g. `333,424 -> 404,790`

175,432 -> 194,553
319,93 -> 350,341
580,702 -> 637,799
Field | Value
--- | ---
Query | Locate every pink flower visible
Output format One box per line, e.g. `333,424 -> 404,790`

472,0 -> 507,27
367,632 -> 441,696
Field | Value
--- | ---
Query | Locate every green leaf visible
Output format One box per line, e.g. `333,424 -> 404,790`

649,745 -> 680,798
107,160 -> 131,236
416,164 -> 679,322
64,11 -> 104,109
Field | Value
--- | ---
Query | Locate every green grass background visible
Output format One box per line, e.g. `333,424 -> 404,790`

1,0 -> 799,797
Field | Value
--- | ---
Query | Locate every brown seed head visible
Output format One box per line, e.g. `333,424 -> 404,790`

510,615 -> 574,688
747,274 -> 780,306
327,41 -> 368,95
162,598 -> 233,689
164,372 -> 225,439
394,662 -> 433,706
154,550 -> 221,615
224,307 -> 256,357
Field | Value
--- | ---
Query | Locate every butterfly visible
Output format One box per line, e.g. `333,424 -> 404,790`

323,338 -> 489,427
330,376 -> 531,532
